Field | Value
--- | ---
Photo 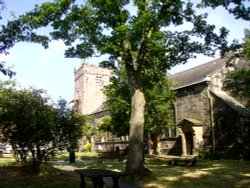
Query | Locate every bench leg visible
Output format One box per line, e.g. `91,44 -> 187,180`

168,161 -> 173,166
79,175 -> 86,188
184,161 -> 190,166
91,177 -> 105,188
192,160 -> 197,166
97,157 -> 103,163
112,177 -> 120,188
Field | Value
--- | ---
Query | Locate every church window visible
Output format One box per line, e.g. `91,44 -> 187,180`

96,75 -> 103,85
163,128 -> 177,138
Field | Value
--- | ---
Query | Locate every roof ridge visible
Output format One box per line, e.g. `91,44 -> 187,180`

211,89 -> 250,116
170,57 -> 223,77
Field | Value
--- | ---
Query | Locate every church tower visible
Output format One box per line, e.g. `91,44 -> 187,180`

74,63 -> 112,115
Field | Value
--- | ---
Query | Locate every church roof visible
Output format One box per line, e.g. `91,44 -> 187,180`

170,58 -> 250,90
89,106 -> 107,115
170,58 -> 226,90
211,90 -> 250,116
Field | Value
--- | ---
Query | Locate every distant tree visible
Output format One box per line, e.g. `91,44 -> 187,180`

144,77 -> 175,154
55,99 -> 86,163
223,28 -> 250,160
224,68 -> 250,98
224,29 -> 250,100
100,69 -> 131,136
0,0 -> 248,176
243,29 -> 250,60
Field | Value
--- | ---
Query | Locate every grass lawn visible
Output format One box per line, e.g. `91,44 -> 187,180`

0,152 -> 249,188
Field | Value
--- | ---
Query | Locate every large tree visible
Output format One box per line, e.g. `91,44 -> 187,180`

101,68 -> 175,154
1,0 -> 248,176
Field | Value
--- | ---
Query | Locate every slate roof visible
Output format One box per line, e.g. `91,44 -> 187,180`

90,105 -> 106,115
170,58 -> 226,90
211,90 -> 250,116
170,58 -> 250,90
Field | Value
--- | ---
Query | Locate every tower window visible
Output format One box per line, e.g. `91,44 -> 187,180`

96,76 -> 103,84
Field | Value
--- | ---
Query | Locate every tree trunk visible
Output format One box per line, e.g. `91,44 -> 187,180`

150,133 -> 158,155
69,149 -> 75,163
125,88 -> 150,176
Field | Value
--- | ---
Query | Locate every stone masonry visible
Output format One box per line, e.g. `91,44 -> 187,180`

74,63 -> 112,115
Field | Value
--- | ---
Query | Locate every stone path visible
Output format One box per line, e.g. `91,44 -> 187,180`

51,161 -> 141,188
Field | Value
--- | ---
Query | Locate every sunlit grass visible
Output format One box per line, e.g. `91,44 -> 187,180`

53,151 -> 98,161
0,154 -> 15,167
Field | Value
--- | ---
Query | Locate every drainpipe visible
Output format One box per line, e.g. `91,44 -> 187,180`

207,89 -> 215,154
173,102 -> 178,136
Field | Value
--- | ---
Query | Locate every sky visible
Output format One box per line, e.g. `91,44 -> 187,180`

0,0 -> 249,102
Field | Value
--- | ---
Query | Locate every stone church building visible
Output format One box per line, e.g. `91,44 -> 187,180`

74,63 -> 129,151
74,58 -> 250,159
163,57 -> 250,159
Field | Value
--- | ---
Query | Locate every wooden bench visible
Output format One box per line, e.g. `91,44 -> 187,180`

97,150 -> 127,163
167,156 -> 197,166
75,169 -> 125,188
151,154 -> 198,167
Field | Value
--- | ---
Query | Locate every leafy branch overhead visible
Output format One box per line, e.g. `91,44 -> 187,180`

1,0 -> 244,65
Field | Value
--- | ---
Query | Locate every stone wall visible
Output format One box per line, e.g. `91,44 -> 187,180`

211,93 -> 250,159
175,83 -> 211,128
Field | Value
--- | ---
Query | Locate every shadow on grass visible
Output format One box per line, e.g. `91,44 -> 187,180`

1,156 -> 249,188
0,162 -> 81,188
52,157 -> 250,188
137,158 -> 250,188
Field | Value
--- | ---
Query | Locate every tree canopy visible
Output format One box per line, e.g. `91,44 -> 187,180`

0,82 -> 58,173
0,81 -> 86,172
0,0 -> 15,77
101,68 -> 175,154
223,29 -> 250,106
0,0 -> 248,176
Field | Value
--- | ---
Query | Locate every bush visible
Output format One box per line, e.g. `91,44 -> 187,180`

84,142 -> 92,152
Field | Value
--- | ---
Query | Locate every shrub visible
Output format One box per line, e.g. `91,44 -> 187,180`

84,142 -> 92,152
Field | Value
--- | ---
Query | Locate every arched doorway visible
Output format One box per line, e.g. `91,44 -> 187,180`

178,118 -> 203,156
185,132 -> 194,155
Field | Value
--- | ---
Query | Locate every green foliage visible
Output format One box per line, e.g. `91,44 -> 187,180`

101,69 -> 175,136
199,0 -> 250,21
100,71 -> 131,136
1,1 -> 238,66
243,29 -> 250,59
84,142 -> 92,152
0,1 -> 15,77
81,115 -> 97,142
224,68 -> 250,98
223,29 -> 250,99
0,81 -> 86,172
55,99 -> 86,151
55,99 -> 87,163
0,83 -> 57,173
144,77 -> 176,134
